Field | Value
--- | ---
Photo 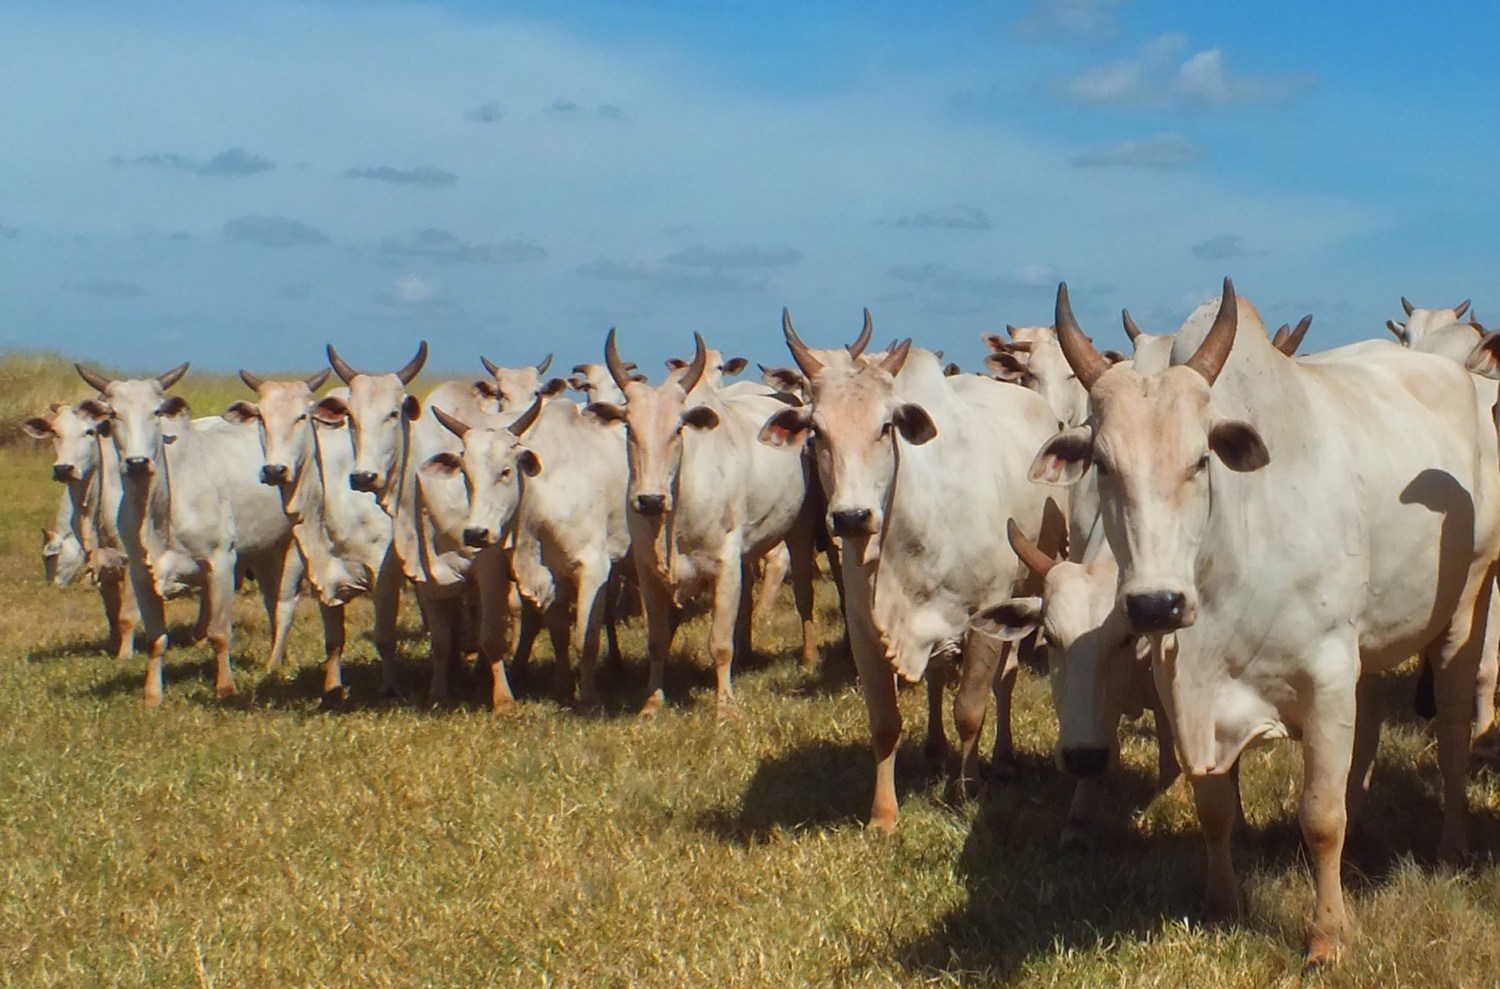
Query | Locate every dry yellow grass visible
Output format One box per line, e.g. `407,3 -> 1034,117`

4,379 -> 1500,987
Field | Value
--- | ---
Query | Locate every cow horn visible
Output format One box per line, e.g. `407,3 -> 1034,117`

239,369 -> 265,392
847,308 -> 873,357
327,344 -> 359,384
508,395 -> 544,436
604,328 -> 633,391
432,405 -> 469,439
678,332 -> 708,394
1401,296 -> 1415,316
305,368 -> 331,392
782,308 -> 824,378
1053,283 -> 1109,391
1184,278 -> 1238,385
75,364 -> 113,393
395,341 -> 428,385
1454,299 -> 1472,319
157,363 -> 190,390
1007,518 -> 1057,579
1005,324 -> 1020,340
481,355 -> 501,376
1271,324 -> 1290,352
535,353 -> 553,374
1282,314 -> 1313,355
880,338 -> 912,376
1122,308 -> 1142,343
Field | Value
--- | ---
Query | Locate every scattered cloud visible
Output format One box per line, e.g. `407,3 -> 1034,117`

1015,0 -> 1125,42
465,101 -> 505,123
81,278 -> 145,299
380,275 -> 445,308
111,147 -> 275,177
893,204 -> 992,230
1191,235 -> 1248,260
546,99 -> 629,121
223,215 -> 329,248
1058,34 -> 1317,110
1070,132 -> 1205,168
597,104 -> 627,121
342,165 -> 456,188
577,257 -> 768,293
380,228 -> 546,264
660,244 -> 802,268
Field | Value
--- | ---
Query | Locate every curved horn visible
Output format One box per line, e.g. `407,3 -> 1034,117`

1121,308 -> 1142,343
1282,314 -> 1312,356
1454,299 -> 1472,319
1271,324 -> 1290,352
782,308 -> 824,378
1184,278 -> 1238,385
481,355 -> 501,377
431,405 -> 469,439
75,363 -> 113,393
847,308 -> 873,357
535,353 -> 553,374
157,363 -> 190,390
327,344 -> 359,385
508,395 -> 544,436
395,341 -> 428,385
305,368 -> 331,392
678,332 -> 708,394
239,369 -> 265,392
1401,296 -> 1415,316
1053,283 -> 1109,391
604,328 -> 632,391
880,338 -> 912,377
1007,518 -> 1057,579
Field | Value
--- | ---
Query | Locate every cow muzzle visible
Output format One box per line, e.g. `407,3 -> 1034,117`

633,493 -> 668,516
260,464 -> 290,486
1124,590 -> 1194,633
123,457 -> 152,477
829,508 -> 875,537
52,463 -> 77,483
462,527 -> 492,548
349,470 -> 379,492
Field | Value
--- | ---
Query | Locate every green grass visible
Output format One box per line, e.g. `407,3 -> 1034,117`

4,389 -> 1500,986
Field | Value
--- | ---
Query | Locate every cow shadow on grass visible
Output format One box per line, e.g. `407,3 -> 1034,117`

27,622 -> 205,665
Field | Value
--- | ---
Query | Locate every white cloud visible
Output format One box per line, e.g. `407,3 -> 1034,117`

1058,34 -> 1316,109
1015,0 -> 1125,41
892,204 -> 992,230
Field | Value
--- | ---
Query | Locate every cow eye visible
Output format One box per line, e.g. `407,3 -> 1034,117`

879,422 -> 892,437
296,413 -> 308,423
386,411 -> 399,421
1193,454 -> 1210,474
499,468 -> 512,480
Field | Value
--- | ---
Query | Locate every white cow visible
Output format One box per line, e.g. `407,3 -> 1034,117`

74,363 -> 304,706
760,312 -> 1065,831
40,491 -> 87,587
478,353 -> 568,414
1386,296 -> 1472,351
1033,279 -> 1500,963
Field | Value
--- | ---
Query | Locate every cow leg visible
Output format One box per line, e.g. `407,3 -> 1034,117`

956,635 -> 1005,796
735,560 -> 754,663
710,558 -> 745,716
1299,660 -> 1359,966
132,562 -> 169,707
861,666 -> 902,833
261,545 -> 303,672
989,640 -> 1021,779
1472,593 -> 1500,757
474,549 -> 516,714
602,575 -> 624,675
924,658 -> 949,761
511,601 -> 544,681
372,551 -> 403,698
1431,564 -> 1495,864
787,532 -> 820,669
751,543 -> 788,627
1148,681 -> 1181,792
1344,674 -> 1381,833
192,586 -> 211,643
100,571 -> 135,659
1190,772 -> 1241,922
546,597 -> 573,702
421,588 -> 462,704
573,564 -> 610,710
318,602 -> 347,709
638,575 -> 677,718
206,556 -> 238,700
1063,778 -> 1105,847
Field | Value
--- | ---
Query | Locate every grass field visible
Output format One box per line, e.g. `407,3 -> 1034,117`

4,363 -> 1500,987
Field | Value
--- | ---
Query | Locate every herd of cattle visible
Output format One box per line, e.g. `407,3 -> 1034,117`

24,280 -> 1500,964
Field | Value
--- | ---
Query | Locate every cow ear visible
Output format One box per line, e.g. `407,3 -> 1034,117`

77,399 -> 111,423
1466,331 -> 1500,379
222,401 -> 260,425
566,375 -> 586,392
1209,420 -> 1269,472
1101,350 -> 1127,366
1386,319 -> 1408,345
312,396 -> 347,426
984,352 -> 1028,383
22,417 -> 55,439
472,379 -> 499,399
892,403 -> 937,445
972,597 -> 1043,642
517,449 -> 542,477
758,408 -> 811,448
403,395 -> 422,420
682,406 -> 720,431
584,402 -> 627,425
980,332 -> 1007,353
421,452 -> 463,478
157,395 -> 190,417
664,358 -> 687,371
761,366 -> 806,394
721,357 -> 748,376
539,377 -> 568,398
1030,426 -> 1093,485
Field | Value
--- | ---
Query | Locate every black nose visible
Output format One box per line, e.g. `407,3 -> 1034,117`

634,494 -> 666,516
349,471 -> 377,492
1125,591 -> 1188,633
124,457 -> 151,476
52,464 -> 75,483
463,527 -> 491,548
830,508 -> 872,536
260,464 -> 289,486
1062,747 -> 1110,778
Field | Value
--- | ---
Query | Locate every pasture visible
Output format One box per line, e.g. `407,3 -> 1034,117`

4,356 -> 1500,988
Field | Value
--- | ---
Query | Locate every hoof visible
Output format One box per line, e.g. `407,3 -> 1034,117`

491,695 -> 517,715
638,692 -> 665,719
319,687 -> 348,712
716,699 -> 743,721
573,695 -> 602,716
142,692 -> 163,709
866,813 -> 898,836
216,684 -> 238,701
1305,930 -> 1345,968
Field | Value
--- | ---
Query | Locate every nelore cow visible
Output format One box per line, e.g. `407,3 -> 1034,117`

1386,296 -> 1472,351
761,311 -> 1065,832
74,363 -> 304,705
586,331 -> 821,715
40,490 -> 87,587
477,353 -> 568,414
1033,279 -> 1500,963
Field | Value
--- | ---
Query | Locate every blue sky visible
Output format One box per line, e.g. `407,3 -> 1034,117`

2,0 -> 1497,375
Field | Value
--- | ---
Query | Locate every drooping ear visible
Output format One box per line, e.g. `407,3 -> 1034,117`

721,357 -> 748,377
1029,426 -> 1093,485
681,405 -> 720,431
420,451 -> 463,478
517,449 -> 542,477
402,394 -> 422,420
1465,331 -> 1500,379
891,403 -> 937,445
972,597 -> 1043,642
472,379 -> 499,399
583,402 -> 628,425
980,332 -> 1007,353
157,395 -> 190,418
77,399 -> 111,424
984,352 -> 1029,383
665,357 -> 688,372
758,407 -> 812,448
22,416 -> 55,439
1101,350 -> 1127,366
1386,319 -> 1408,345
1208,419 -> 1270,472
566,375 -> 587,392
539,377 -> 568,398
222,401 -> 260,425
760,365 -> 806,394
312,396 -> 348,426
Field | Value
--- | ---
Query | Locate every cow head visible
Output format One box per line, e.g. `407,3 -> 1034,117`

1031,280 -> 1269,635
759,309 -> 932,539
567,361 -> 641,406
73,362 -> 191,479
25,402 -> 105,484
666,348 -> 748,389
424,401 -> 542,547
41,526 -> 86,587
477,353 -> 566,414
226,368 -> 332,487
1387,296 -> 1472,348
584,330 -> 718,517
983,325 -> 1089,428
318,341 -> 427,495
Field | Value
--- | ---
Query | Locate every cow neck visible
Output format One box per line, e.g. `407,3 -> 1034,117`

67,446 -> 100,557
117,429 -> 177,583
383,410 -> 428,582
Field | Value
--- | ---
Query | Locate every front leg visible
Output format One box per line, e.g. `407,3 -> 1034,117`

205,554 -> 239,700
955,634 -> 1004,795
1190,771 -> 1242,922
1300,673 -> 1358,966
710,554 -> 745,716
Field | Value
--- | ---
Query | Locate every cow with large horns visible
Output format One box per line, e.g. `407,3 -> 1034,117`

1033,278 -> 1500,963
72,362 -> 305,706
585,329 -> 822,715
761,308 -> 1065,831
477,353 -> 568,414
